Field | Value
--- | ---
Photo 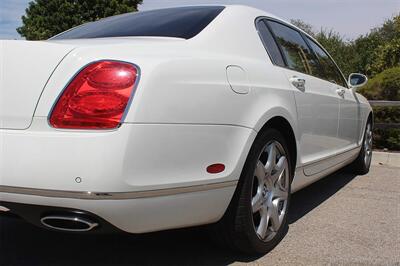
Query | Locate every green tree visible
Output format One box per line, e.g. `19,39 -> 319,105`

353,14 -> 400,76
368,15 -> 400,75
17,0 -> 143,40
291,15 -> 400,78
370,38 -> 400,75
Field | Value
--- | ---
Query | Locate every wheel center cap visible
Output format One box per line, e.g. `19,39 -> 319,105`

262,185 -> 268,197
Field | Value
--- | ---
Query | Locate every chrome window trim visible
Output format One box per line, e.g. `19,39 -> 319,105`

255,17 -> 286,66
302,34 -> 349,88
255,16 -> 349,88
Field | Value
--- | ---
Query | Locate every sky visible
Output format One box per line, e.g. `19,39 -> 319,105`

0,0 -> 399,40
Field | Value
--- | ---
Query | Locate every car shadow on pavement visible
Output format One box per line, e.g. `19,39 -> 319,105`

0,170 -> 358,266
289,169 -> 358,224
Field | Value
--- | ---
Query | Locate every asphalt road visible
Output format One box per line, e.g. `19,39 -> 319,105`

0,165 -> 399,266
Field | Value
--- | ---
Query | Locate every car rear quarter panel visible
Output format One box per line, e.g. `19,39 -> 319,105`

33,11 -> 300,169
32,6 -> 300,188
34,47 -> 297,131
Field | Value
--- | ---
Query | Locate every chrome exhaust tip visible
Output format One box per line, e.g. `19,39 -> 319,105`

0,206 -> 10,212
40,215 -> 98,232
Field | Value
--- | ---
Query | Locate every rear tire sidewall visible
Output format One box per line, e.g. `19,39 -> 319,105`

352,121 -> 372,174
237,128 -> 293,253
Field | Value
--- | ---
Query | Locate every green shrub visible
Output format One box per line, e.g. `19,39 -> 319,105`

359,67 -> 400,100
371,107 -> 400,150
370,106 -> 400,151
373,106 -> 400,124
373,128 -> 400,150
358,68 -> 400,151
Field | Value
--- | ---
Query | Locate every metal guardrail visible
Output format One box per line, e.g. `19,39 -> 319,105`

374,123 -> 400,129
369,100 -> 400,129
369,100 -> 400,107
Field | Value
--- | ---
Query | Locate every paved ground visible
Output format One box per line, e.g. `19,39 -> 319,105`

0,165 -> 399,266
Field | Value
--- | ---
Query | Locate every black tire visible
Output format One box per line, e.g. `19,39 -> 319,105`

213,128 -> 293,254
349,120 -> 373,175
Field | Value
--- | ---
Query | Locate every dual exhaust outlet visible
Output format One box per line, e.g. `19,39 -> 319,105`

40,215 -> 98,232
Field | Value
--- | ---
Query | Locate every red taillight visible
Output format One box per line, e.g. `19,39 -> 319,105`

49,61 -> 138,129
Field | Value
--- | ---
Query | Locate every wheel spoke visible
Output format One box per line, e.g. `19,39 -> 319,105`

257,209 -> 269,239
268,200 -> 281,232
255,161 -> 267,183
272,156 -> 287,184
264,143 -> 276,174
252,192 -> 264,213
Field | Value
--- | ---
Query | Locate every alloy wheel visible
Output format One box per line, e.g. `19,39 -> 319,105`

364,123 -> 373,167
251,141 -> 289,242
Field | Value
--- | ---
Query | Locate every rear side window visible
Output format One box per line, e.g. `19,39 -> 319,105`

256,20 -> 285,67
52,6 -> 225,40
306,37 -> 348,87
267,21 -> 319,75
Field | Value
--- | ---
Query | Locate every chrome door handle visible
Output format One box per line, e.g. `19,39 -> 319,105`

336,88 -> 345,97
290,76 -> 306,91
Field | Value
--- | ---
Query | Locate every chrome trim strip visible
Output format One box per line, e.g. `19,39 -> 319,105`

303,149 -> 359,177
301,146 -> 361,167
0,181 -> 238,200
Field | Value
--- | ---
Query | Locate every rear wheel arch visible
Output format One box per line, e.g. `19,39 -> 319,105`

368,111 -> 373,127
350,111 -> 373,175
258,116 -> 297,176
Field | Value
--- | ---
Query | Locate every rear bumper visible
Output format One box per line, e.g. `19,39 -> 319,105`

0,117 -> 254,192
0,183 -> 236,233
0,201 -> 122,233
0,117 -> 255,232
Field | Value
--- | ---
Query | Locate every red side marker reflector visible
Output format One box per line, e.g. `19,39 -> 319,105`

207,164 -> 225,174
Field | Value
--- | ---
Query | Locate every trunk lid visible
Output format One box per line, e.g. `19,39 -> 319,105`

0,40 -> 74,129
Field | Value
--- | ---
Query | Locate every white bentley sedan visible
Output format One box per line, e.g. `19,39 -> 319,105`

0,5 -> 372,254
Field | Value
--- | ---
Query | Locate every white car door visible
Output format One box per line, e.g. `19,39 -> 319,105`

305,37 -> 361,153
260,20 -> 342,174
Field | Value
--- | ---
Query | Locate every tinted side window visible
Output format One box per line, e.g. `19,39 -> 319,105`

306,37 -> 347,87
267,21 -> 319,75
52,6 -> 224,40
256,20 -> 285,67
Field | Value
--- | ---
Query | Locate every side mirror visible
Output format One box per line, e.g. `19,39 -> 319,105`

348,73 -> 368,89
